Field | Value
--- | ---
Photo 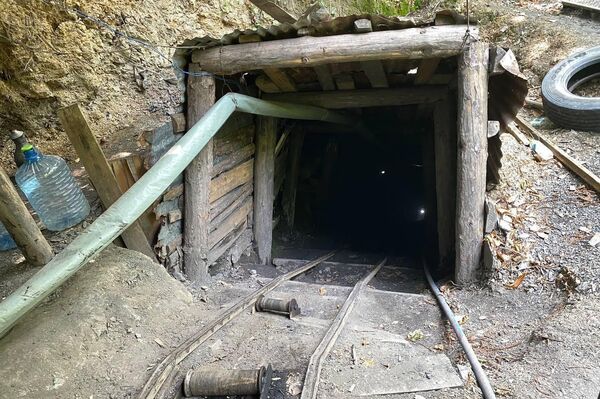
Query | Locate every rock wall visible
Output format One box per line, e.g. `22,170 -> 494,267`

0,0 -> 266,172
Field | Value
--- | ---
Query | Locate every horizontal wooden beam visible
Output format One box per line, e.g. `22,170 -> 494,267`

192,26 -> 475,75
262,87 -> 447,109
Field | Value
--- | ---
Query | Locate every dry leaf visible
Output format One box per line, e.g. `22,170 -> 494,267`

318,287 -> 326,296
508,273 -> 527,289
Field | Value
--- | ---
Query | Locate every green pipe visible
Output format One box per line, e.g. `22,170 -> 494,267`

0,93 -> 355,338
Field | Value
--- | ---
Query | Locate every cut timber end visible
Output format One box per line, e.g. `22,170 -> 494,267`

192,26 -> 476,75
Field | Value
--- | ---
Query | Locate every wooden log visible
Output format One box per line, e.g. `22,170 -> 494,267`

209,196 -> 252,248
192,26 -> 475,75
263,68 -> 297,92
247,0 -> 297,23
57,104 -> 157,261
414,58 -> 441,84
262,87 -> 446,109
210,189 -> 253,232
433,99 -> 456,270
210,159 -> 254,203
171,113 -> 187,133
184,64 -> 215,281
360,61 -> 389,88
212,143 -> 255,178
0,168 -> 53,266
214,125 -> 254,158
455,42 -> 489,284
210,181 -> 254,220
314,65 -> 336,91
514,115 -> 600,192
254,116 -> 277,264
282,131 -> 305,229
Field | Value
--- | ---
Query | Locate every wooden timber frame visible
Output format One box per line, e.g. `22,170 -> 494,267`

186,24 -> 494,283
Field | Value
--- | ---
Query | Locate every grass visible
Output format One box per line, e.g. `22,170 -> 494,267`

349,0 -> 423,16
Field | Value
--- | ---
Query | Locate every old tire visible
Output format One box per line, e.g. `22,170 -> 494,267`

541,46 -> 600,132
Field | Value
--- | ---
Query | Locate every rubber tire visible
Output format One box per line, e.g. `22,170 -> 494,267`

541,46 -> 600,132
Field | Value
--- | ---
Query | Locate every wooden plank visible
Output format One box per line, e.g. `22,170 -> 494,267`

171,113 -> 187,133
263,68 -> 297,92
256,75 -> 281,93
208,223 -> 248,265
505,122 -> 530,145
210,190 -> 253,232
300,259 -> 386,399
360,60 -> 389,88
57,104 -> 157,261
562,0 -> 600,12
212,143 -> 255,178
283,131 -> 305,229
514,115 -> 600,192
0,167 -> 53,266
209,196 -> 252,248
254,116 -> 277,264
263,87 -> 446,109
210,159 -> 254,203
334,73 -> 355,90
191,26 -> 476,75
274,146 -> 289,197
275,124 -> 294,157
210,181 -> 253,220
184,64 -> 215,281
314,65 -> 336,91
414,58 -> 441,84
247,0 -> 297,23
214,125 -> 254,158
138,252 -> 335,399
433,100 -> 456,270
455,42 -> 489,284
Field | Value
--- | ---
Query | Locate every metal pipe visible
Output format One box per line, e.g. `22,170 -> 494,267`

423,261 -> 497,399
0,93 -> 355,338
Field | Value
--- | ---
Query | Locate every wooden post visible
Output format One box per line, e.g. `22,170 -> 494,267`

58,104 -> 157,261
184,64 -> 215,281
0,168 -> 53,266
254,116 -> 277,264
283,130 -> 305,229
434,99 -> 457,271
455,42 -> 489,284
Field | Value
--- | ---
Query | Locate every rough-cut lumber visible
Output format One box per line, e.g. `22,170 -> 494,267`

434,100 -> 456,270
138,252 -> 335,399
334,74 -> 355,90
209,197 -> 252,248
247,0 -> 297,23
0,168 -> 53,266
254,116 -> 277,264
455,42 -> 489,284
274,146 -> 289,197
210,189 -> 253,232
301,259 -> 386,399
360,61 -> 389,88
210,181 -> 253,220
171,113 -> 187,133
255,75 -> 280,93
263,87 -> 446,109
57,104 -> 156,261
184,64 -> 215,281
414,58 -> 441,84
505,122 -> 530,146
514,115 -> 600,192
192,26 -> 476,75
212,143 -> 255,178
210,159 -> 254,203
275,126 -> 292,157
263,68 -> 297,92
214,125 -> 254,158
208,223 -> 248,265
283,131 -> 305,229
314,65 -> 336,91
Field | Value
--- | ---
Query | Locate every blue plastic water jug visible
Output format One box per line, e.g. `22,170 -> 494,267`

15,144 -> 90,231
0,222 -> 17,251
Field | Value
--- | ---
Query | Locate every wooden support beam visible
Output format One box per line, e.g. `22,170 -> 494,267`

247,0 -> 297,23
58,104 -> 157,261
0,167 -> 53,266
263,87 -> 446,109
209,197 -> 252,248
314,65 -> 336,91
414,58 -> 441,84
334,73 -> 355,90
184,64 -> 215,281
283,131 -> 305,229
255,75 -> 280,93
171,113 -> 187,133
360,61 -> 389,88
192,26 -> 476,75
210,159 -> 254,203
254,116 -> 277,264
433,99 -> 456,271
455,42 -> 489,284
263,68 -> 297,92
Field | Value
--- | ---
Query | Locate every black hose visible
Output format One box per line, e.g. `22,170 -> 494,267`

423,261 -> 497,399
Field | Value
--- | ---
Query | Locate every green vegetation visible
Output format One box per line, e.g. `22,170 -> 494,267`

350,0 -> 422,16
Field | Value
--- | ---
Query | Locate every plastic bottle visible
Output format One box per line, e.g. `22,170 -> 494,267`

15,144 -> 90,231
10,130 -> 28,167
0,222 -> 17,251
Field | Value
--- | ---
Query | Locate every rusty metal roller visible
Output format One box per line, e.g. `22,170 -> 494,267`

183,366 -> 266,397
255,295 -> 301,318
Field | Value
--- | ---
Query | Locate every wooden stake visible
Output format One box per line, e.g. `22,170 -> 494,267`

184,64 -> 215,281
455,42 -> 489,284
254,116 -> 277,264
283,131 -> 305,229
0,168 -> 53,266
57,104 -> 156,261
